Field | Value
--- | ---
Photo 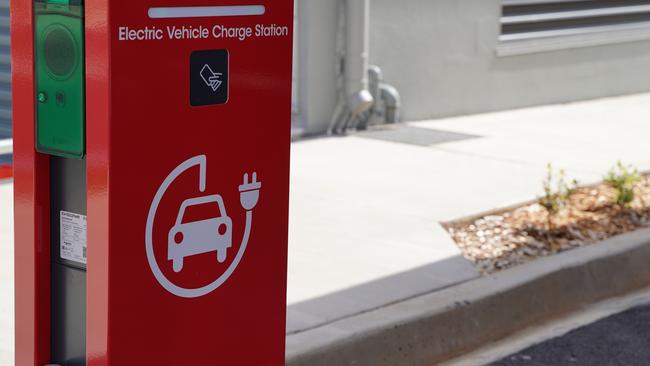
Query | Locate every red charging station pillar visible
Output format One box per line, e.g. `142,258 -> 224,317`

14,1 -> 293,365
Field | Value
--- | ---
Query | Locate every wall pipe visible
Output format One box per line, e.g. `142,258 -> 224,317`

329,0 -> 373,134
344,0 -> 373,117
380,83 -> 401,123
367,65 -> 401,126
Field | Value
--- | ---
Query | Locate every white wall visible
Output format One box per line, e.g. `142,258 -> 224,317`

369,0 -> 650,121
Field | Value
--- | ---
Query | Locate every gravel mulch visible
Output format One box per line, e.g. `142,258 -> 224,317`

445,175 -> 650,274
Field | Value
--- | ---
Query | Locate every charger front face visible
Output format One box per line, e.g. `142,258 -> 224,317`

34,0 -> 85,158
88,0 -> 293,363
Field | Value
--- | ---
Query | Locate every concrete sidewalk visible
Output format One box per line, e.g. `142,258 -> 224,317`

3,93 -> 650,362
287,93 -> 650,334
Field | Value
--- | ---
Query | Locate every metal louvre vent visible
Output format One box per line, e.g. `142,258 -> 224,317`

501,0 -> 650,42
0,0 -> 10,140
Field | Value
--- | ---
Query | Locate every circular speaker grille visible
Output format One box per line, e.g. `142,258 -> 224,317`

43,26 -> 77,78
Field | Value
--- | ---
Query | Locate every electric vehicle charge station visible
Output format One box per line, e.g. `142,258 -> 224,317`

13,1 -> 293,365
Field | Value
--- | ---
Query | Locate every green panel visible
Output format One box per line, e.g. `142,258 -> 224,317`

35,2 -> 85,158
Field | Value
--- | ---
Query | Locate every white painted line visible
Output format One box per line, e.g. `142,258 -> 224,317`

148,5 -> 265,19
0,139 -> 12,155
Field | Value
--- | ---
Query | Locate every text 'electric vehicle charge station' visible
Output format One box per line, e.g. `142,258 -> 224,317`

13,1 -> 293,365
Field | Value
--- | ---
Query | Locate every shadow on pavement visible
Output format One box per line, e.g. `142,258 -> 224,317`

287,254 -> 476,334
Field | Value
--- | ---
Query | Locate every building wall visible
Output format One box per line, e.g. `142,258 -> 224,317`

295,0 -> 340,135
369,0 -> 650,122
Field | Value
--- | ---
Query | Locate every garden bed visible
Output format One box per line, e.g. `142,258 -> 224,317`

445,172 -> 650,274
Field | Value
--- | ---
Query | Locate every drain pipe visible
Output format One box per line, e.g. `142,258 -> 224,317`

368,65 -> 401,125
368,65 -> 382,106
329,0 -> 373,134
380,83 -> 401,123
344,0 -> 373,118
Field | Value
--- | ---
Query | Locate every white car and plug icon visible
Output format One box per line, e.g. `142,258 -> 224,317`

167,172 -> 262,273
147,154 -> 264,298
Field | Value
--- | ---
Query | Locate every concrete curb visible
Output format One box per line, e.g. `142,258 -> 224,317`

286,228 -> 650,366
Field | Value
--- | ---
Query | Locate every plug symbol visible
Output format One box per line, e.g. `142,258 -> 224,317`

200,64 -> 223,92
239,172 -> 262,211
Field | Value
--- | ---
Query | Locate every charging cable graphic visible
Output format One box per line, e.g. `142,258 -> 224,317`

145,155 -> 261,298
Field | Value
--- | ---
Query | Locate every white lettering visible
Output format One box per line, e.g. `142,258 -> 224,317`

118,26 -> 163,41
213,25 -> 253,41
118,23 -> 290,42
167,26 -> 210,40
255,24 -> 289,38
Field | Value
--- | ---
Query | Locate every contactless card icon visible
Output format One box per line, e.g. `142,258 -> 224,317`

200,64 -> 223,92
190,49 -> 229,106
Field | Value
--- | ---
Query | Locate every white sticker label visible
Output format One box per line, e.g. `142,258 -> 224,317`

60,210 -> 87,265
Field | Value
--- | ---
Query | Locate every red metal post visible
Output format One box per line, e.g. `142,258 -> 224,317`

12,0 -> 52,364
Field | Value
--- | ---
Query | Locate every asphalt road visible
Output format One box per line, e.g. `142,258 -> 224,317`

490,305 -> 650,366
